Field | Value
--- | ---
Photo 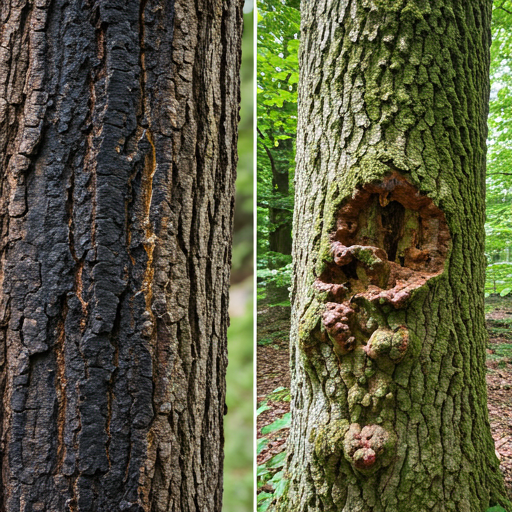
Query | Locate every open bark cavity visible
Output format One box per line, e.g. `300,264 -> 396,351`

316,172 -> 450,309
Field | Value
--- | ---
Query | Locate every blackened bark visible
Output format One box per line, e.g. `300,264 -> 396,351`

0,0 -> 242,510
276,1 -> 511,511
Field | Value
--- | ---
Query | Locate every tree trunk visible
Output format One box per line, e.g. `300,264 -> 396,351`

278,1 -> 511,511
268,138 -> 293,259
0,0 -> 242,510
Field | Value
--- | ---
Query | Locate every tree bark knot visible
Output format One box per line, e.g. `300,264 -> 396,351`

343,423 -> 392,472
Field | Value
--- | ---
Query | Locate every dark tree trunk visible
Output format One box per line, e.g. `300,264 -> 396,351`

268,138 -> 293,259
0,0 -> 242,510
269,205 -> 292,258
277,1 -> 511,511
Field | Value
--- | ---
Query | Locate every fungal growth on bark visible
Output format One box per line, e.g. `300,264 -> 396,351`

310,172 -> 451,471
343,423 -> 391,472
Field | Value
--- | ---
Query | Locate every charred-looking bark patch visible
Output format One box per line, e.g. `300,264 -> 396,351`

309,172 -> 451,473
0,0 -> 242,510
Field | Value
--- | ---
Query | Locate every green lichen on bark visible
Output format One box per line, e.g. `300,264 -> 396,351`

278,0 -> 511,511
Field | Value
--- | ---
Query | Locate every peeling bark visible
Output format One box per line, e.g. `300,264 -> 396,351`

277,1 -> 511,511
0,0 -> 243,510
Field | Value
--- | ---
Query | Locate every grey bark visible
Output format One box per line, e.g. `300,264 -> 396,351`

0,0 -> 243,510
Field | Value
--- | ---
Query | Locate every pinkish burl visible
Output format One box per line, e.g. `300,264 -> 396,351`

322,303 -> 356,354
343,423 -> 389,470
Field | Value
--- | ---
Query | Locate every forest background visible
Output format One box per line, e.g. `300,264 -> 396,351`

224,4 -> 254,512
257,1 -> 512,510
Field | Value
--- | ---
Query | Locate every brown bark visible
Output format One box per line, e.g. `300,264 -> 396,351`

0,0 -> 243,510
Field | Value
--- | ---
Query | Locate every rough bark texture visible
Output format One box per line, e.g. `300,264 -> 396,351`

0,0 -> 242,510
277,1 -> 511,511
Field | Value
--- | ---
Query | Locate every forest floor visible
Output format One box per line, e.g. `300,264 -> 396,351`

257,294 -> 512,500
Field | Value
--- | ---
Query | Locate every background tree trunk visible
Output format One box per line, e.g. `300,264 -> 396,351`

278,1 -> 511,511
0,0 -> 242,510
268,137 -> 293,259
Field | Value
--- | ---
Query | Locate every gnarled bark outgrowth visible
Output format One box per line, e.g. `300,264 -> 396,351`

276,0 -> 511,511
0,0 -> 243,510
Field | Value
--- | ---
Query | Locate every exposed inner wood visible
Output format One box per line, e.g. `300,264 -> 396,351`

316,172 -> 450,309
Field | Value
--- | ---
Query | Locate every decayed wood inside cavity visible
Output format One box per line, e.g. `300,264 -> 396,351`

317,172 -> 451,307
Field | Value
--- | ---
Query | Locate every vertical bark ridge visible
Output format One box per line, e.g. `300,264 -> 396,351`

0,0 -> 242,510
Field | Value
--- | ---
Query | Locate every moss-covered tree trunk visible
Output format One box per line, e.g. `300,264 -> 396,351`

0,0 -> 242,510
278,1 -> 511,511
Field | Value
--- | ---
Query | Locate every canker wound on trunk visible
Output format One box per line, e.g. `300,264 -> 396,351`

316,172 -> 449,354
310,172 -> 450,471
317,171 -> 450,314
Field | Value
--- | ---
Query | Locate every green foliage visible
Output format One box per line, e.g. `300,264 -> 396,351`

257,449 -> 289,512
257,385 -> 292,510
258,334 -> 278,347
266,386 -> 291,402
486,2 -> 512,291
257,0 -> 300,285
257,402 -> 272,415
257,253 -> 292,304
488,343 -> 512,362
258,437 -> 270,454
261,413 -> 291,435
500,287 -> 512,297
487,506 -> 508,512
257,491 -> 274,512
257,0 -> 299,143
258,263 -> 292,288
485,262 -> 512,296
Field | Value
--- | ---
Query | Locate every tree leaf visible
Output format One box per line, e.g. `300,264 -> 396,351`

261,413 -> 291,434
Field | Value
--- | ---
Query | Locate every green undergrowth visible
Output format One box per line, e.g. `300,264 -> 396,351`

258,330 -> 287,347
485,295 -> 512,315
257,302 -> 291,348
488,328 -> 512,342
486,297 -> 512,367
257,285 -> 291,308
266,386 -> 291,402
487,343 -> 512,370
257,388 -> 291,512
